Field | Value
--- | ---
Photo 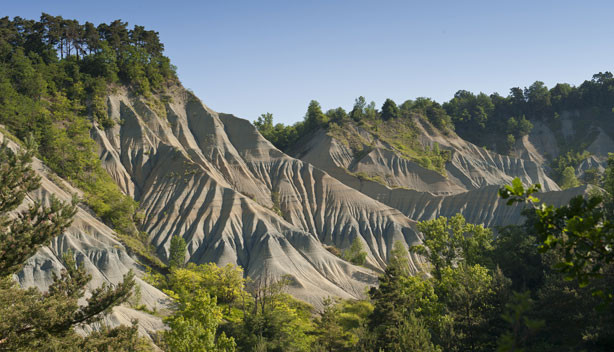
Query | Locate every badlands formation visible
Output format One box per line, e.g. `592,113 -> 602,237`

17,85 -> 594,327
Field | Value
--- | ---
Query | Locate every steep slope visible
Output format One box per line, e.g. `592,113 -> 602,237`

515,113 -> 614,178
290,117 -> 583,227
3,135 -> 168,340
92,87 -> 424,304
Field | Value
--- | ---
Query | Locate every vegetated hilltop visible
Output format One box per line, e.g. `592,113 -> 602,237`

0,13 -> 177,345
258,77 -> 614,188
2,12 -> 614,352
0,14 -> 424,310
1,12 -> 604,310
255,89 -> 605,227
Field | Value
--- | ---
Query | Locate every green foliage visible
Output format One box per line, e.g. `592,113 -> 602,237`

365,240 -> 442,351
0,141 -> 75,275
164,292 -> 236,352
349,96 -> 366,122
342,237 -> 367,266
603,152 -> 614,195
304,100 -> 329,132
332,116 -> 451,175
0,14 -> 167,269
532,195 -> 614,290
500,177 -> 614,292
215,274 -> 316,352
412,213 -> 493,278
412,97 -> 454,131
255,96 -> 454,172
583,167 -> 602,185
0,143 -> 140,350
491,226 -> 545,291
559,166 -> 580,189
395,313 -> 441,352
505,133 -> 515,152
164,264 -> 249,350
169,235 -> 187,268
167,263 -> 247,315
498,177 -> 541,205
253,112 -> 302,151
380,98 -> 399,121
325,107 -> 348,123
437,264 -> 508,352
312,298 -> 357,351
496,291 -> 544,352
551,150 -> 590,187
444,90 -> 493,131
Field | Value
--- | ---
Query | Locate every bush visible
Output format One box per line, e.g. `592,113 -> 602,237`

343,237 -> 368,266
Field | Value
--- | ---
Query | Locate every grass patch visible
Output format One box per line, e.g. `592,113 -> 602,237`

328,117 -> 450,176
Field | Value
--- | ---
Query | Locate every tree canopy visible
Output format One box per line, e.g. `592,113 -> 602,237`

0,142 -> 141,351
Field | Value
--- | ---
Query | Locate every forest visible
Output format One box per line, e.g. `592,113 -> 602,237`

256,74 -> 614,152
3,137 -> 614,351
0,14 -> 614,351
255,73 -> 614,186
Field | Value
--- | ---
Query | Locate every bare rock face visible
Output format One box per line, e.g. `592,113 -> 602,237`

293,119 -> 588,227
14,84 -> 602,321
92,87 -> 424,305
3,137 -> 169,339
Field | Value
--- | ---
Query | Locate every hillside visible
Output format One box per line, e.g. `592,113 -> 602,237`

5,134 -> 168,339
289,116 -> 587,228
92,85 -> 428,304
2,13 -> 614,351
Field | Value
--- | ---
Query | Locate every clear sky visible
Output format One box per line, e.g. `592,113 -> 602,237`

5,1 -> 614,124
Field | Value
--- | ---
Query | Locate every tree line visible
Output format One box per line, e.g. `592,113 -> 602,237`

254,96 -> 453,152
3,14 -> 164,60
256,72 -> 614,158
3,141 -> 614,351
0,14 -> 175,99
0,15 -> 176,269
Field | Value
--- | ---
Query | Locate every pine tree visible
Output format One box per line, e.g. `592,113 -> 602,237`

169,235 -> 187,268
0,140 -> 74,276
304,100 -> 328,132
313,298 -> 354,351
366,242 -> 414,350
380,98 -> 399,121
0,142 -> 141,350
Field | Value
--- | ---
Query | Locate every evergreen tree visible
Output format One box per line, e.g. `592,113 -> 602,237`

0,142 -> 140,350
304,100 -> 328,132
349,96 -> 366,122
366,242 -> 433,350
0,140 -> 74,275
313,298 -> 355,351
380,98 -> 399,121
169,235 -> 187,269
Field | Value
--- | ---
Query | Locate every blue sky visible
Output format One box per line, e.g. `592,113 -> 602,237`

5,1 -> 614,124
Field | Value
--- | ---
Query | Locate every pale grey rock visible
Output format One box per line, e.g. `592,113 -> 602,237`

0,134 -> 169,341
292,119 -> 578,227
92,87 -> 424,306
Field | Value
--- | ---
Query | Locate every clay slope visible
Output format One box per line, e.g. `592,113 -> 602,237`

2,135 -> 168,340
93,87 -> 424,304
293,120 -> 588,227
515,112 -> 614,177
